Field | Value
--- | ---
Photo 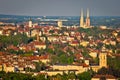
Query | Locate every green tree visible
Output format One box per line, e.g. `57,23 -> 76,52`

67,73 -> 76,80
97,67 -> 108,75
35,62 -> 41,72
77,72 -> 91,80
0,71 -> 6,78
35,74 -> 47,80
56,74 -> 62,80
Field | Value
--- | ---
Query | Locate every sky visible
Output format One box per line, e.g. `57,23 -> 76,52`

0,0 -> 120,16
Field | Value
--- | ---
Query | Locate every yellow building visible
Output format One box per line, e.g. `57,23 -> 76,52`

3,64 -> 14,72
52,65 -> 88,72
40,59 -> 50,64
35,44 -> 46,49
80,41 -> 89,47
99,53 -> 107,68
91,52 -> 107,72
89,52 -> 98,58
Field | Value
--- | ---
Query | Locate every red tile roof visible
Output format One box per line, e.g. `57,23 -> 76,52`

93,74 -> 116,79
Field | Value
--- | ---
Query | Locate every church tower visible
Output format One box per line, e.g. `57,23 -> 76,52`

58,20 -> 62,27
99,53 -> 107,68
86,8 -> 90,27
29,18 -> 32,28
80,9 -> 84,27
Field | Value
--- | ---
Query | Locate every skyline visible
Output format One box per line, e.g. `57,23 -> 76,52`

0,0 -> 120,16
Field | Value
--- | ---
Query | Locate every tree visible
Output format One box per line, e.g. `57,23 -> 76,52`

67,73 -> 76,80
108,66 -> 120,78
0,71 -> 6,78
35,74 -> 47,80
0,34 -> 29,47
77,72 -> 91,80
35,62 -> 41,72
97,67 -> 108,75
2,72 -> 33,80
108,56 -> 120,70
62,72 -> 68,80
49,30 -> 54,34
100,77 -> 106,80
56,74 -> 62,80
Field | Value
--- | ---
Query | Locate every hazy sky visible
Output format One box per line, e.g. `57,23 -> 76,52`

0,0 -> 120,16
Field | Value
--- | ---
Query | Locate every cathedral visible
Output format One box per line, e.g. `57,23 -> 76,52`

80,9 -> 91,28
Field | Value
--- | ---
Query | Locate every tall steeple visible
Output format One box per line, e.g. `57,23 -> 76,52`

80,8 -> 84,27
87,8 -> 89,18
86,8 -> 90,27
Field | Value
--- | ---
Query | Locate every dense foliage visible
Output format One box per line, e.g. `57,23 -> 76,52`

0,71 -> 92,80
0,34 -> 29,47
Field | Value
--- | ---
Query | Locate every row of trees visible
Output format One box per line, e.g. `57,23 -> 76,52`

1,67 -> 120,80
0,71 -> 91,80
78,27 -> 114,36
0,71 -> 34,80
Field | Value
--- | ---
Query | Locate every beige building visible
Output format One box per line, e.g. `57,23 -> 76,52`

42,52 -> 108,76
43,64 -> 90,76
52,65 -> 88,72
89,52 -> 98,58
58,20 -> 62,27
34,43 -> 46,49
31,29 -> 38,37
3,64 -> 14,72
41,64 -> 89,76
91,52 -> 107,72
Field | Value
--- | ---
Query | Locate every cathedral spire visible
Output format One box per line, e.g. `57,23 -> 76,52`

80,8 -> 84,27
87,8 -> 89,18
81,8 -> 83,18
86,8 -> 90,27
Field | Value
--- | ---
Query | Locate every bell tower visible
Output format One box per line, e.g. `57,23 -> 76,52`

99,53 -> 107,68
29,18 -> 32,28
